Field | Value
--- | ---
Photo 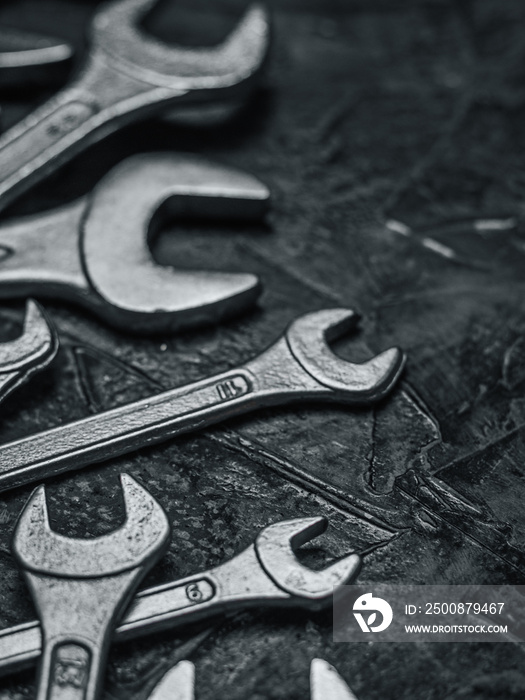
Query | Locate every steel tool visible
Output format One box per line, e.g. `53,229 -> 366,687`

0,152 -> 269,332
0,27 -> 73,88
0,516 -> 360,676
0,0 -> 270,212
0,308 -> 405,491
145,658 -> 358,699
11,473 -> 170,700
310,659 -> 358,700
0,299 -> 58,406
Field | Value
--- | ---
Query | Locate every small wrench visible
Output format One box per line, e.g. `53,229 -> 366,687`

0,26 -> 73,88
0,308 -> 405,492
0,153 -> 269,332
0,516 -> 360,676
11,473 -> 170,700
0,0 -> 270,212
147,658 -> 358,700
0,299 -> 58,406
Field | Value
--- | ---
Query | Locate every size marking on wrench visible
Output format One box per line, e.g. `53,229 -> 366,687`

11,473 -> 170,700
0,309 -> 405,492
0,516 -> 360,677
0,0 -> 270,212
0,153 -> 269,333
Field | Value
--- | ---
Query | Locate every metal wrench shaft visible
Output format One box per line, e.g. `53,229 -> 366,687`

0,309 -> 405,492
0,517 -> 360,677
0,0 -> 269,212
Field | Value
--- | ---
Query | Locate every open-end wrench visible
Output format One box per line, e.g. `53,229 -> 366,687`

0,153 -> 269,333
146,658 -> 358,699
0,27 -> 73,88
11,473 -> 170,700
0,0 -> 270,212
0,516 -> 360,677
0,299 -> 58,406
0,309 -> 405,492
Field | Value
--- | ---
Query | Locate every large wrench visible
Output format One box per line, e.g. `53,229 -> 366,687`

11,473 -> 170,700
146,658 -> 358,700
0,516 -> 360,677
0,309 -> 405,492
0,299 -> 58,406
0,153 -> 269,333
0,0 -> 270,212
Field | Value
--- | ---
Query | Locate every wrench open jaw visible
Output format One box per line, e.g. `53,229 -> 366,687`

255,517 -> 361,603
0,153 -> 269,333
0,299 -> 58,407
12,473 -> 170,700
0,515 -> 358,677
0,0 -> 270,212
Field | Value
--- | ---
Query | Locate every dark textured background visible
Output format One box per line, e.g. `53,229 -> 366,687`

0,0 -> 524,697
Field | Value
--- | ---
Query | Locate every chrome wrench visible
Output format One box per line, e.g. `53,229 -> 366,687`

11,473 -> 170,700
0,153 -> 269,333
0,516 -> 360,677
0,0 -> 270,212
0,309 -> 405,492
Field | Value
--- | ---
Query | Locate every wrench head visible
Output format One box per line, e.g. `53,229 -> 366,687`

12,474 -> 170,578
286,309 -> 405,403
82,153 -> 269,332
255,517 -> 361,604
310,659 -> 358,700
91,0 -> 270,93
0,299 -> 58,404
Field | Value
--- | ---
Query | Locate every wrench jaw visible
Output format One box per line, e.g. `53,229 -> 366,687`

0,300 -> 58,407
81,153 -> 269,333
254,517 -> 362,611
12,474 -> 170,700
12,474 -> 170,577
148,660 -> 195,700
91,0 -> 271,96
310,659 -> 359,700
285,309 -> 406,404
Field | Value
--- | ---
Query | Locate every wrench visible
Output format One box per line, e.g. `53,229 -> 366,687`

11,473 -> 170,700
0,516 -> 360,676
0,26 -> 73,88
0,299 -> 58,406
0,308 -> 405,492
0,152 -> 269,332
146,658 -> 358,700
0,0 -> 270,212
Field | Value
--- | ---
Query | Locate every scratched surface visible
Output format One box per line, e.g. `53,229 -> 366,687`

0,0 -> 523,698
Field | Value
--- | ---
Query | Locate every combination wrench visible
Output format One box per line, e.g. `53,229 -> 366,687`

0,153 -> 269,333
0,516 -> 360,677
0,0 -> 270,212
11,473 -> 170,700
0,309 -> 405,492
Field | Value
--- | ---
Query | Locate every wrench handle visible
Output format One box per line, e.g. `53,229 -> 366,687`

0,56 -> 173,213
0,367 -> 267,491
